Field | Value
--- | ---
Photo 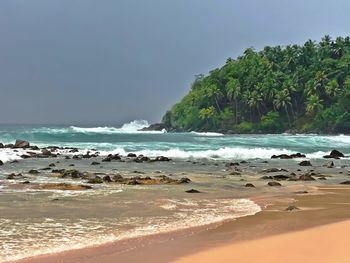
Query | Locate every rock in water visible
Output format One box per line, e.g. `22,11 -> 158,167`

245,183 -> 255,188
286,205 -> 300,211
14,139 -> 30,148
185,189 -> 200,193
139,123 -> 167,131
299,160 -> 312,166
323,149 -> 345,159
323,161 -> 334,168
340,181 -> 350,185
0,160 -> 3,166
299,174 -> 315,181
267,181 -> 282,186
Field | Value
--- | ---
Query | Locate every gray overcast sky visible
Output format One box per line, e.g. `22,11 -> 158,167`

0,0 -> 350,125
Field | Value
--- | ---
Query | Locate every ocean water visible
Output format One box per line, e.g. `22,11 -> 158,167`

0,120 -> 349,163
0,120 -> 349,262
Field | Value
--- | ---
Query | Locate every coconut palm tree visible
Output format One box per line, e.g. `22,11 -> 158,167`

306,94 -> 323,114
226,78 -> 241,124
273,89 -> 292,124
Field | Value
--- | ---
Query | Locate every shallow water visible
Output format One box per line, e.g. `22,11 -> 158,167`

1,121 -> 350,261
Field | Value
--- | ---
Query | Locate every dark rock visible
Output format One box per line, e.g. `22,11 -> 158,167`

20,154 -> 31,159
323,161 -> 334,168
139,123 -> 167,131
267,181 -> 282,186
72,155 -> 82,160
91,161 -> 101,165
40,167 -> 52,171
87,176 -> 103,184
51,169 -> 83,179
185,189 -> 200,193
48,163 -> 56,167
263,168 -> 288,173
323,149 -> 344,159
225,162 -> 240,167
340,181 -> 350,185
42,149 -> 51,156
0,143 -> 3,148
65,156 -> 71,160
272,175 -> 290,180
112,174 -> 124,182
30,146 -> 40,150
240,160 -> 248,164
286,205 -> 300,211
230,171 -> 241,175
178,177 -> 191,184
127,153 -> 137,157
299,160 -> 312,166
102,175 -> 112,183
28,169 -> 40,175
6,173 -> 23,179
271,153 -> 305,159
135,156 -> 150,163
22,181 -> 31,184
14,139 -> 30,148
0,160 -> 3,166
260,175 -> 273,180
294,191 -> 308,194
299,173 -> 315,181
127,179 -> 140,185
245,183 -> 255,188
155,156 -> 171,162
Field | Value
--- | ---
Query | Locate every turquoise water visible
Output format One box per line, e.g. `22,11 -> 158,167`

0,120 -> 349,161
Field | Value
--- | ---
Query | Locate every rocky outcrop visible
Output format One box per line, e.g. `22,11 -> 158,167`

185,189 -> 200,193
267,181 -> 282,186
323,149 -> 345,159
14,139 -> 30,148
139,123 -> 167,131
245,183 -> 255,187
271,153 -> 306,159
299,160 -> 312,166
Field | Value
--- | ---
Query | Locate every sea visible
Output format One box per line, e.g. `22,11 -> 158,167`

1,120 -> 349,262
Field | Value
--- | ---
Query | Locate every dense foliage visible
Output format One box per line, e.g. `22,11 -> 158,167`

162,36 -> 350,134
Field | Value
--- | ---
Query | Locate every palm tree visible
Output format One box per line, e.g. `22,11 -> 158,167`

206,83 -> 223,112
306,95 -> 323,114
273,89 -> 292,125
325,79 -> 340,97
247,90 -> 263,118
226,78 -> 241,124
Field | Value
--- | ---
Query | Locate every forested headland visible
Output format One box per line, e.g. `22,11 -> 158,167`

162,36 -> 350,134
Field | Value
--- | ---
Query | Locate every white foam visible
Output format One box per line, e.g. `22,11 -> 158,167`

190,131 -> 224,137
98,147 -> 314,160
0,149 -> 26,163
0,198 -> 261,262
69,120 -> 166,134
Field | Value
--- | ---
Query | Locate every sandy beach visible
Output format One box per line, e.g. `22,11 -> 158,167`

10,185 -> 350,263
173,220 -> 350,263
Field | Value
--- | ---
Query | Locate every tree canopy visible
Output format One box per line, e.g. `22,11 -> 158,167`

162,36 -> 350,134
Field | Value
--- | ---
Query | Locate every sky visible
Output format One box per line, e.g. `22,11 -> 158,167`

0,0 -> 350,125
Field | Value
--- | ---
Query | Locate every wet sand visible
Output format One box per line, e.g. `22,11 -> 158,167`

10,185 -> 350,263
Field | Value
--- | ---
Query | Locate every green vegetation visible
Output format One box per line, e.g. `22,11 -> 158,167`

162,36 -> 350,134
